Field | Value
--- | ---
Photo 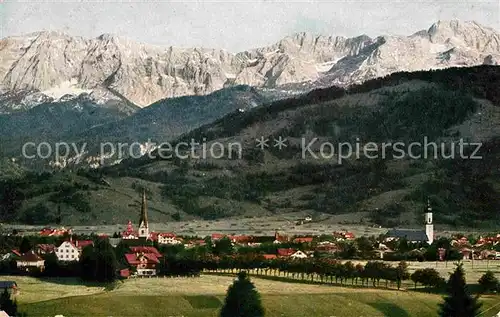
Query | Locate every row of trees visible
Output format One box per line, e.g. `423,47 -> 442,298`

203,257 -> 418,290
219,262 -> 488,317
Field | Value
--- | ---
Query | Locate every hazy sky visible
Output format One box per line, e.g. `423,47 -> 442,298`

0,0 -> 499,52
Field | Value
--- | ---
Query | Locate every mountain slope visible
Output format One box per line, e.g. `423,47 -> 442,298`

78,85 -> 264,145
2,66 -> 500,227
0,20 -> 498,108
0,94 -> 137,162
0,85 -> 266,169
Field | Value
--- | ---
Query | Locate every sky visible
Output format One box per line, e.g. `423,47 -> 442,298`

0,0 -> 499,52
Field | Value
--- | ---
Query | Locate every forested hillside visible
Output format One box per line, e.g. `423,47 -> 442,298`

1,66 -> 500,227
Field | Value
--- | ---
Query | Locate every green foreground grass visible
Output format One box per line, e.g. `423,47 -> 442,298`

9,275 -> 500,317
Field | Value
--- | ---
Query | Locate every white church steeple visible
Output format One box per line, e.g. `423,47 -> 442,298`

138,190 -> 149,239
425,199 -> 434,244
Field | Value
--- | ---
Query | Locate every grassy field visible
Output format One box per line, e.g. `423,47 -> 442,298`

3,274 -> 499,317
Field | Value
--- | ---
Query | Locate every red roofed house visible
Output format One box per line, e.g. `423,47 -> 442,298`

129,246 -> 161,258
273,231 -> 289,244
344,232 -> 355,240
333,231 -> 355,241
184,239 -> 206,249
39,227 -> 71,237
16,251 -> 45,272
262,254 -> 277,260
277,248 -> 295,257
211,233 -> 225,241
125,252 -> 160,276
316,242 -> 340,254
293,237 -> 314,244
122,220 -> 139,239
120,268 -> 131,279
229,235 -> 253,245
76,240 -> 94,249
35,244 -> 56,255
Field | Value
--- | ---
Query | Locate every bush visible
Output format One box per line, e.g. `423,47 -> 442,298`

478,271 -> 499,294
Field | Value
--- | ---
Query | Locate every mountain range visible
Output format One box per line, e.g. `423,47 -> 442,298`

0,20 -> 498,110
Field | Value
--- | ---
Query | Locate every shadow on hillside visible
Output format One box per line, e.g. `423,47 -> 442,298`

184,295 -> 222,309
367,302 -> 410,317
33,276 -> 110,289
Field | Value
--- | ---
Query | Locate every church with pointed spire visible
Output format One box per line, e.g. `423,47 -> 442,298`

138,189 -> 149,238
385,198 -> 435,245
121,190 -> 151,240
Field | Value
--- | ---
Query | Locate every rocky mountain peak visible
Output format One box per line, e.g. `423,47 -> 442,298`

0,20 -> 498,108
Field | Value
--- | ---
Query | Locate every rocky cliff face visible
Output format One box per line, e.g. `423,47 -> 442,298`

0,20 -> 498,108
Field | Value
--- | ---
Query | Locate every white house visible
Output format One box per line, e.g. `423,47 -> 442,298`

158,233 -> 181,245
55,241 -> 80,262
290,251 -> 308,259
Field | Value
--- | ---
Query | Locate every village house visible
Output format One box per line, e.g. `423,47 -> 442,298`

39,227 -> 71,237
55,239 -> 93,262
35,244 -> 56,255
183,239 -> 205,249
277,248 -> 296,257
315,241 -> 340,255
273,231 -> 289,244
125,252 -> 160,276
158,233 -> 182,245
460,247 -> 473,260
333,231 -> 356,241
16,251 -> 45,272
211,233 -> 225,241
293,237 -> 314,244
376,243 -> 394,259
129,246 -> 161,258
290,250 -> 309,259
122,221 -> 139,239
475,234 -> 500,247
451,236 -> 471,247
262,254 -> 277,260
228,235 -> 253,245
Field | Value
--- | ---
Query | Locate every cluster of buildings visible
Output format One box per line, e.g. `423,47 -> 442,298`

0,191 -> 359,277
11,195 -> 499,278
449,235 -> 500,260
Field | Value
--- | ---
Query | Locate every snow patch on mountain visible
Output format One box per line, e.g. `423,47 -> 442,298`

42,79 -> 93,100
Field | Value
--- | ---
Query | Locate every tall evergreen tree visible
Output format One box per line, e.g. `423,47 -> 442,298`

19,237 -> 32,254
220,271 -> 264,317
95,239 -> 118,283
80,245 -> 97,281
439,263 -> 482,317
0,288 -> 17,316
79,240 -> 118,283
